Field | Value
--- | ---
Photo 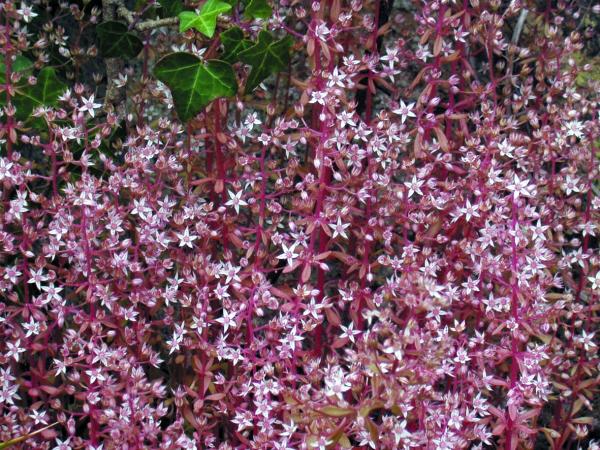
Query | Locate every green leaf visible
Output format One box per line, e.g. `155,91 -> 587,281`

158,0 -> 184,17
0,55 -> 34,84
244,0 -> 272,19
154,52 -> 237,122
178,0 -> 232,38
238,30 -> 292,94
220,27 -> 253,63
12,68 -> 66,120
96,21 -> 144,58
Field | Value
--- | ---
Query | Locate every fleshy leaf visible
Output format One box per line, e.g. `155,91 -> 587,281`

244,0 -> 272,19
96,21 -> 144,58
12,67 -> 66,120
0,55 -> 34,85
238,30 -> 292,94
178,0 -> 232,38
220,27 -> 253,63
319,406 -> 355,417
0,423 -> 58,449
154,52 -> 237,122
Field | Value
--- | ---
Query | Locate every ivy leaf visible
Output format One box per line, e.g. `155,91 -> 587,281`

0,55 -> 34,84
178,0 -> 232,38
220,27 -> 252,63
96,21 -> 144,58
244,0 -> 272,19
238,30 -> 292,94
12,67 -> 66,120
154,52 -> 237,122
158,0 -> 184,17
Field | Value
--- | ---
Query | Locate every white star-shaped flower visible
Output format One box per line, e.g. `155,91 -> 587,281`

216,309 -> 237,333
339,322 -> 361,343
277,242 -> 299,266
328,216 -> 351,239
225,189 -> 248,214
17,3 -> 38,22
175,227 -> 198,248
79,94 -> 101,118
404,175 -> 424,198
588,272 -> 600,292
392,100 -> 416,124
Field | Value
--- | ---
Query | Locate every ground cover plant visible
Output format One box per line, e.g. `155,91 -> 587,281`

0,0 -> 599,448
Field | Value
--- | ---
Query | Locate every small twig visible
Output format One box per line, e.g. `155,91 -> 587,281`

506,9 -> 528,115
506,9 -> 529,114
102,0 -> 124,111
512,9 -> 528,44
128,1 -> 158,30
136,17 -> 179,31
113,0 -> 240,32
115,4 -> 134,24
112,0 -> 179,31
102,0 -> 114,21
132,16 -> 236,32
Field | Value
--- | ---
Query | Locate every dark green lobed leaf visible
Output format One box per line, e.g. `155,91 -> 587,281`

220,27 -> 253,63
154,52 -> 237,123
244,0 -> 272,19
0,55 -> 34,85
238,30 -> 292,94
158,0 -> 184,17
12,67 -> 67,120
96,21 -> 144,58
